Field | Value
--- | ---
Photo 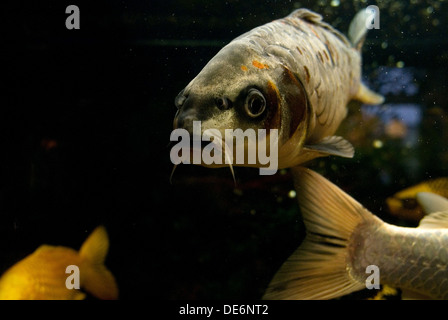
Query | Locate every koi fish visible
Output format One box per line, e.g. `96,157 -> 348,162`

0,226 -> 118,300
172,8 -> 384,175
263,167 -> 448,300
387,177 -> 448,222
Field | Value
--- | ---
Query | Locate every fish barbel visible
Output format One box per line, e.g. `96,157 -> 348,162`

263,168 -> 448,300
173,9 -> 384,171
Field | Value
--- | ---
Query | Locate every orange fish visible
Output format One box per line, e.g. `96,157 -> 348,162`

0,226 -> 118,300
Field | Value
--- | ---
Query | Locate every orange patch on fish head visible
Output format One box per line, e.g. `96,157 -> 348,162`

241,65 -> 248,72
252,60 -> 269,70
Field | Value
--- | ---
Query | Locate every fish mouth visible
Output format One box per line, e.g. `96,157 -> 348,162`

167,136 -> 214,153
173,112 -> 197,133
169,131 -> 236,183
185,138 -> 227,163
173,91 -> 206,131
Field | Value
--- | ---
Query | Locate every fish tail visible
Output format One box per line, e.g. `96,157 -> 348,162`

79,226 -> 119,300
263,167 -> 377,300
347,10 -> 385,105
347,9 -> 371,50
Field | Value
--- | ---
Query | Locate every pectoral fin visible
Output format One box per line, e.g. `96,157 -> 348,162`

304,136 -> 355,159
278,136 -> 354,168
354,83 -> 384,105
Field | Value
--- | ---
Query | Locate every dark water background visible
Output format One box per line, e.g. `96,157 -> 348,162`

3,0 -> 448,299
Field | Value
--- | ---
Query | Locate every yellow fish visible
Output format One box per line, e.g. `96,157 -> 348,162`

0,226 -> 118,300
386,177 -> 448,221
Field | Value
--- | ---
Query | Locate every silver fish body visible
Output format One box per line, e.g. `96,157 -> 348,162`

263,168 -> 448,300
233,10 -> 359,143
350,220 -> 448,299
173,9 -> 383,170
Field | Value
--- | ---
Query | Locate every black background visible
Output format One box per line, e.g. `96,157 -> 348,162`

3,0 -> 448,302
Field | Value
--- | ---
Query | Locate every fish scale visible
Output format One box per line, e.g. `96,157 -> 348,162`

349,222 -> 448,299
240,11 -> 358,141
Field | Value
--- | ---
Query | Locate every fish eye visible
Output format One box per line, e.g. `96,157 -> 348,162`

244,89 -> 266,118
215,97 -> 232,110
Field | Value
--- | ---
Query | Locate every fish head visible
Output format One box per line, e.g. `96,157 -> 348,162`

173,41 -> 309,169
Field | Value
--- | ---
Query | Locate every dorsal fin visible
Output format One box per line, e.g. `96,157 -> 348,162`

288,8 -> 323,24
287,9 -> 351,46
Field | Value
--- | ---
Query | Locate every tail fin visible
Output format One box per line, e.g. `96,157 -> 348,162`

348,9 -> 385,105
263,167 -> 377,300
79,226 -> 119,300
348,9 -> 371,50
